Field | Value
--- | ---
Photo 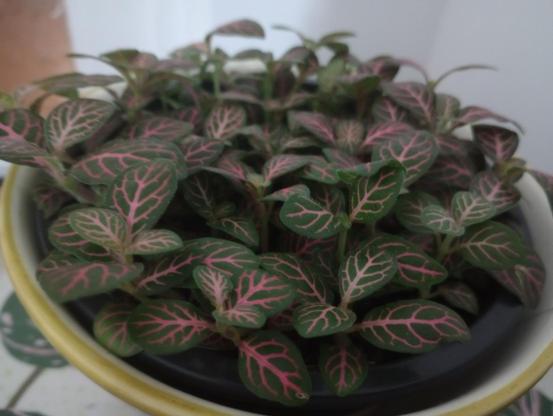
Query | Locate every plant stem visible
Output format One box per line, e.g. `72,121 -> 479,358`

213,61 -> 222,98
337,226 -> 349,265
6,366 -> 43,409
437,234 -> 455,262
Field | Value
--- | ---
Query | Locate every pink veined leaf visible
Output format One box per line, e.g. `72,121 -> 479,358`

293,303 -> 356,338
437,282 -> 479,315
371,97 -> 408,122
260,252 -> 333,304
193,265 -> 233,308
204,104 -> 246,140
214,304 -> 266,329
453,106 -> 523,132
127,229 -> 183,255
182,172 -> 220,219
368,234 -> 448,289
68,207 -> 128,252
109,159 -> 178,234
280,194 -> 341,239
128,300 -> 213,354
395,191 -> 440,234
339,243 -> 396,305
435,135 -> 478,159
0,108 -> 50,166
238,331 -> 311,406
265,92 -> 315,112
45,98 -> 116,152
491,250 -> 545,308
349,163 -> 404,223
360,121 -> 413,153
302,156 -> 340,184
263,184 -> 311,202
336,159 -> 398,185
170,107 -> 202,131
220,90 -> 262,106
189,237 -> 259,276
291,111 -> 336,145
422,205 -> 464,236
460,221 -> 526,270
230,269 -> 295,316
126,116 -> 192,142
209,19 -> 265,38
335,119 -> 364,154
209,216 -> 259,248
178,135 -> 224,174
205,151 -> 254,183
422,154 -> 477,189
135,250 -> 200,295
323,148 -> 360,169
70,138 -> 184,185
434,94 -> 461,127
372,130 -> 438,186
48,213 -> 112,261
359,299 -> 470,353
470,171 -> 521,214
93,302 -> 143,357
33,182 -> 72,219
451,191 -> 496,227
37,262 -> 143,302
319,342 -> 369,397
37,251 -> 83,275
312,185 -> 345,215
362,56 -> 400,81
472,124 -> 519,162
381,82 -> 433,125
262,154 -> 308,182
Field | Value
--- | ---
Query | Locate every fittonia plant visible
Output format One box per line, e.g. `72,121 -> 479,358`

0,19 -> 550,406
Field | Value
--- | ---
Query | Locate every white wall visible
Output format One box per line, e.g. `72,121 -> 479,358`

64,0 -> 553,171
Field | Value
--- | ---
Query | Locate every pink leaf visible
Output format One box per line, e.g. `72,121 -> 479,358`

210,19 -> 265,38
37,262 -> 143,302
70,138 -> 183,185
231,269 -> 295,315
178,135 -> 224,174
193,265 -> 233,308
93,302 -> 142,357
238,331 -> 311,406
0,109 -> 49,166
359,299 -> 470,353
204,104 -> 246,140
360,121 -> 412,152
335,119 -> 364,154
126,116 -> 192,142
371,97 -> 408,122
472,125 -> 519,162
127,229 -> 183,255
260,253 -> 333,304
453,106 -> 523,132
45,99 -> 116,152
382,82 -> 433,125
319,342 -> 368,397
470,171 -> 520,214
110,160 -> 178,234
291,111 -> 336,145
293,303 -> 356,338
262,154 -> 308,182
128,300 -> 213,354
372,130 -> 438,185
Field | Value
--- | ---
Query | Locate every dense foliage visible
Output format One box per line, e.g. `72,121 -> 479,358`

0,19 -> 550,406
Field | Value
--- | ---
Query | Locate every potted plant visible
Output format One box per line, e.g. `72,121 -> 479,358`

0,19 -> 552,415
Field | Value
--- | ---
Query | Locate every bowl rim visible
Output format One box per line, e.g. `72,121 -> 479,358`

1,164 -> 552,416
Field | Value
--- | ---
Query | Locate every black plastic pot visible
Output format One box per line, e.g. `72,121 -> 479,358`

34,211 -> 525,416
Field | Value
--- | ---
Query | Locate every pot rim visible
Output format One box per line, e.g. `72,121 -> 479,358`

1,164 -> 552,416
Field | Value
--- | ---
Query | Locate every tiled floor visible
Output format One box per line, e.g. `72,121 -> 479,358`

0,254 -> 550,416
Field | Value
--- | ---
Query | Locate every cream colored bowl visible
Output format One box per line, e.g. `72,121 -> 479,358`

1,165 -> 552,416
